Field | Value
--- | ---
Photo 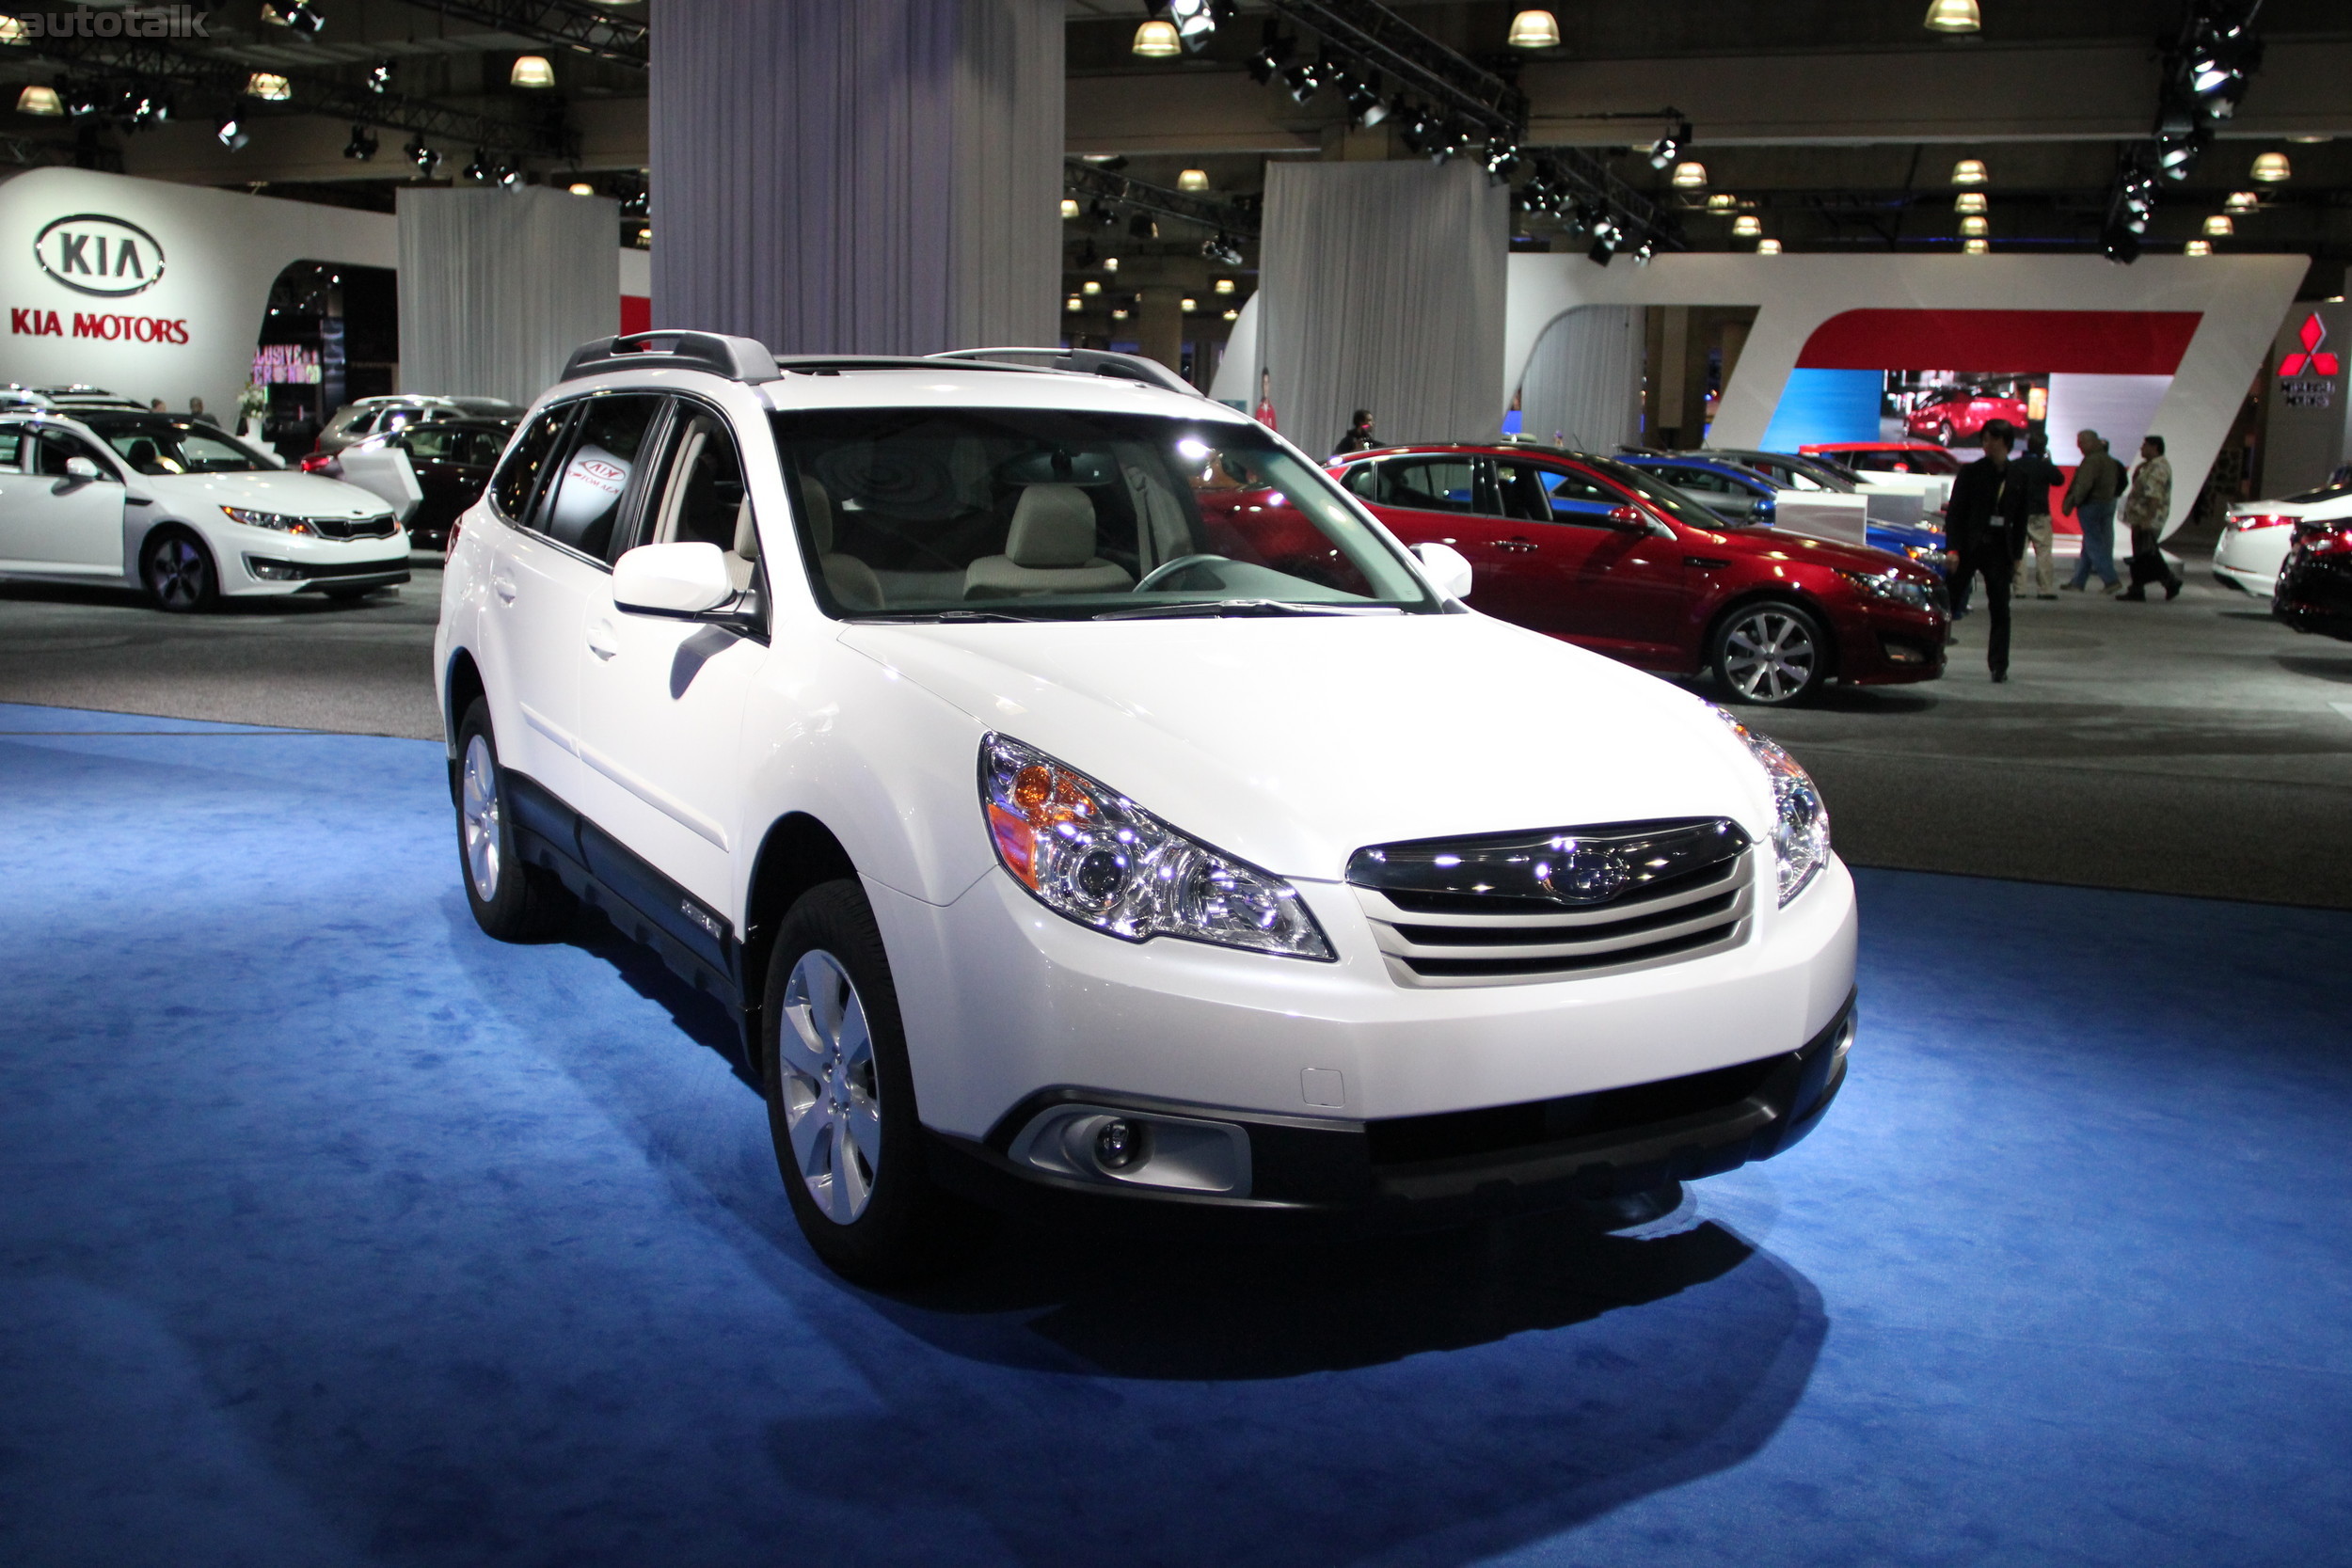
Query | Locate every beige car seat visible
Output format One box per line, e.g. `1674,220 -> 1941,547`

796,475 -> 885,610
963,484 -> 1133,598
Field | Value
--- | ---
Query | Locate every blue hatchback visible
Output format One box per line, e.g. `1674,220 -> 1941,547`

1621,452 -> 1948,578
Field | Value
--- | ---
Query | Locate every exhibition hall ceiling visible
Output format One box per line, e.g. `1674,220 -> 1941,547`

0,0 -> 2344,277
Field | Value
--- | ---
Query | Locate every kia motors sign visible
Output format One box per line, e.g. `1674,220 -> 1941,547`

33,212 -> 166,297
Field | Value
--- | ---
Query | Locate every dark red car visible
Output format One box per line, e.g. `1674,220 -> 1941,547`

1903,387 -> 2031,446
1799,440 -> 1964,478
2275,518 -> 2352,641
1317,445 -> 1947,705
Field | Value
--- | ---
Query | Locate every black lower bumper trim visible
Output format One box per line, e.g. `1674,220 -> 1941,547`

929,990 -> 1855,1234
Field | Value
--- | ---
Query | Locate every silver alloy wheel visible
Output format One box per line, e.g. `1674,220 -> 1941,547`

777,948 -> 882,1225
460,734 -> 501,902
147,536 -> 206,608
1722,607 -> 1819,704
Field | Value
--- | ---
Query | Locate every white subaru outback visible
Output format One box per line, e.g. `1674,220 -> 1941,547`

435,333 -> 1857,1283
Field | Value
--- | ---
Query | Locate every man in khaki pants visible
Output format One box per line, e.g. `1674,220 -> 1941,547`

2010,430 -> 2060,599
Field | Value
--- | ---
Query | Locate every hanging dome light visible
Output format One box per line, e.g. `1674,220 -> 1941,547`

1963,238 -> 1989,254
1181,296 -> 1199,312
1954,191 -> 1987,214
1060,198 -> 1079,219
1671,160 -> 1708,189
1507,9 -> 1560,49
1705,192 -> 1737,213
1132,20 -> 1181,57
246,72 -> 292,101
2224,190 -> 2259,214
2203,214 -> 2234,236
2185,240 -> 2213,257
1923,0 -> 1980,33
1082,279 -> 1102,295
1950,157 -> 1988,185
2249,150 -> 2291,182
1756,239 -> 1783,255
16,84 -> 63,116
1215,277 -> 1235,293
1223,308 -> 1240,322
1177,168 -> 1210,192
1732,214 -> 1762,237
1960,215 -> 1988,236
510,55 -> 555,88
1111,307 -> 1131,321
1065,295 -> 1083,312
1102,256 -> 1120,273
567,182 -> 594,196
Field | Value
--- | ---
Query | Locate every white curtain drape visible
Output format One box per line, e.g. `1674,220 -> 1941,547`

1259,161 -> 1508,456
1516,305 -> 1643,454
396,187 -> 617,404
648,0 -> 1060,356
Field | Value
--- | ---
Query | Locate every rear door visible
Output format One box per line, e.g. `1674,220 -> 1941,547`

1492,457 -> 1689,664
1343,454 -> 1547,619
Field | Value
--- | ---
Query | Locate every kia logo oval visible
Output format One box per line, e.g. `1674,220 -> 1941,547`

33,213 -> 167,298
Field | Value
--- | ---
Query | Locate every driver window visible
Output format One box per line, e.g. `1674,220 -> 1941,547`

646,410 -> 756,587
34,430 -> 112,480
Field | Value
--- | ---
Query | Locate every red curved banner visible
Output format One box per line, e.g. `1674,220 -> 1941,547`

1796,309 -> 2202,375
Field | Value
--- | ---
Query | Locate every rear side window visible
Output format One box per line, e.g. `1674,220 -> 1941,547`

489,406 -> 571,523
0,428 -> 21,467
540,395 -> 664,561
1369,457 -> 1479,513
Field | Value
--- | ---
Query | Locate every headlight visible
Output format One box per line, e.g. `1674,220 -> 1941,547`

979,734 -> 1334,960
1838,567 -> 1932,609
1709,705 -> 1830,906
221,506 -> 314,536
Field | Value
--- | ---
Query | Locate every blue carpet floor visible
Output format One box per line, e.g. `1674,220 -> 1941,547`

2,700 -> 2349,1568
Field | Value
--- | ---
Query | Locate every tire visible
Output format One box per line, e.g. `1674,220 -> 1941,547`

140,528 -> 218,612
1934,421 -> 1955,448
453,699 -> 571,942
761,879 -> 977,1285
1710,600 -> 1830,706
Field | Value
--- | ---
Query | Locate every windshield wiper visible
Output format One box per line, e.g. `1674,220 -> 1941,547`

848,608 -> 1040,624
1092,598 -> 1400,621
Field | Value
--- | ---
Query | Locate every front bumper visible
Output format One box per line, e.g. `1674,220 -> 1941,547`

927,990 -> 1855,1233
239,553 -> 413,593
1833,599 -> 1947,686
2276,556 -> 2352,640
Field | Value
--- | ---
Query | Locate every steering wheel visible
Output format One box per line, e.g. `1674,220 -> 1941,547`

1134,553 -> 1233,593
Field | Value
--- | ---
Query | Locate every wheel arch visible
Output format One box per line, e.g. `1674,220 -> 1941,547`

442,648 -> 485,794
740,812 -> 861,1047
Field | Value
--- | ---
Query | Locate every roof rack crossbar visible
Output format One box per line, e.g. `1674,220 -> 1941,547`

562,331 -> 778,384
928,347 -> 1200,398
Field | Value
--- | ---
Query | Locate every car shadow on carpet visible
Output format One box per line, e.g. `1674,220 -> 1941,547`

452,891 -> 1829,1568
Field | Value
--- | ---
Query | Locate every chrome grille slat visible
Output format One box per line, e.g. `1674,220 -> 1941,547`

1347,816 -> 1757,989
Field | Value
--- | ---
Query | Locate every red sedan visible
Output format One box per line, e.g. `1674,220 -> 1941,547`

1320,444 -> 1947,705
1903,387 -> 2031,446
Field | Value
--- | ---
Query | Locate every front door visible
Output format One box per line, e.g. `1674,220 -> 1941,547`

1345,454 -> 1552,625
479,404 -> 589,800
1492,458 -> 1689,665
573,401 -> 763,928
0,428 -> 127,573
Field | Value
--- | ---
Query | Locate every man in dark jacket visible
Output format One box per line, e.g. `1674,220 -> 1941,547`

1333,409 -> 1377,454
1944,420 -> 2025,682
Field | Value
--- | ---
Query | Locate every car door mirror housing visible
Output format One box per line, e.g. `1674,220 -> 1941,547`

63,455 -> 106,482
1411,541 -> 1473,599
1606,504 -> 1646,527
613,541 -> 737,618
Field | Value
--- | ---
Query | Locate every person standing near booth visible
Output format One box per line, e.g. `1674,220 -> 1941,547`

1333,409 -> 1377,454
1945,420 -> 2025,683
2010,430 -> 2060,599
2061,430 -> 2123,594
2118,435 -> 2182,601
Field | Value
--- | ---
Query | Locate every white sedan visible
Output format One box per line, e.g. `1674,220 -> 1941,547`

2214,479 -> 2352,600
0,409 -> 409,610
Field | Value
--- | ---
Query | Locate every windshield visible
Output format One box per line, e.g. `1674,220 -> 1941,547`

1581,455 -> 1747,532
770,407 -> 1435,619
82,416 -> 275,474
1836,447 -> 1962,476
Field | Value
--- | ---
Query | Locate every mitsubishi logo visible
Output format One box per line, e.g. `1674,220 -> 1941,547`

2280,313 -> 2340,380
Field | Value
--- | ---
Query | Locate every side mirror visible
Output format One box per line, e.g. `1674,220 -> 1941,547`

1606,504 -> 1646,528
1752,497 -> 1777,523
1412,540 -> 1473,599
613,541 -> 735,618
63,455 -> 106,482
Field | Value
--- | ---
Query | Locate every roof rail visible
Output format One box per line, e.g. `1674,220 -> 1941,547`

562,330 -> 778,384
929,347 -> 1201,398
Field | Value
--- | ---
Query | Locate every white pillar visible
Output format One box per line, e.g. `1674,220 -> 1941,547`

1258,160 -> 1508,454
647,0 -> 1062,356
396,187 -> 618,404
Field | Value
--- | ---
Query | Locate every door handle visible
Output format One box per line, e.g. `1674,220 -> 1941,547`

1497,537 -> 1538,553
491,573 -> 517,604
586,620 -> 619,660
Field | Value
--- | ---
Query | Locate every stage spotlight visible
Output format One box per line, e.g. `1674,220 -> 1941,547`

215,115 -> 247,151
342,124 -> 377,161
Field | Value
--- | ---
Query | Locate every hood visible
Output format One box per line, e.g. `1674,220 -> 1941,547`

841,611 -> 1772,880
142,469 -> 393,519
1708,522 -> 1932,579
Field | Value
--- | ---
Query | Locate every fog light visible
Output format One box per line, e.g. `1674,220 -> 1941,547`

244,556 -> 300,581
1093,1118 -> 1144,1171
